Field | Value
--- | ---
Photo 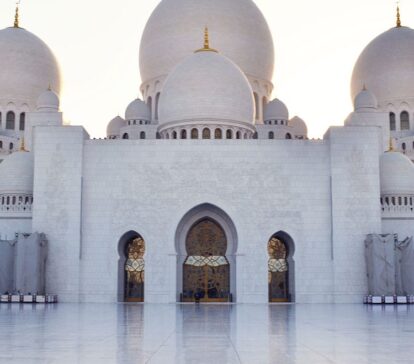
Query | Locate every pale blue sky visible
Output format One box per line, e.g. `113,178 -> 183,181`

0,0 -> 410,138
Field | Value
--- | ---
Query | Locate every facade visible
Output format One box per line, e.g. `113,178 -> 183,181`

0,1 -> 414,304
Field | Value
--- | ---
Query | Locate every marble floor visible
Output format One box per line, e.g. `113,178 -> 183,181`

0,303 -> 413,364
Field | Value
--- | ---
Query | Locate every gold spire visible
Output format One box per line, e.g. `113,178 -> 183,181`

14,2 -> 20,28
396,3 -> 402,28
19,137 -> 27,152
388,137 -> 395,152
195,27 -> 218,53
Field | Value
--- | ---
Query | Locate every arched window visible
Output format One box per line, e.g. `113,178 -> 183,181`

226,129 -> 232,139
181,129 -> 187,139
202,128 -> 210,139
6,111 -> 15,130
269,131 -> 274,139
254,92 -> 259,120
401,111 -> 410,130
285,133 -> 292,139
0,112 -> 2,127
191,128 -> 198,139
124,235 -> 146,302
390,112 -> 396,131
147,97 -> 152,120
19,113 -> 25,131
172,131 -> 177,139
0,141 -> 2,149
122,133 -> 129,139
9,143 -> 13,150
155,93 -> 161,120
268,236 -> 290,302
402,142 -> 406,151
215,128 -> 222,139
140,131 -> 146,140
236,131 -> 241,139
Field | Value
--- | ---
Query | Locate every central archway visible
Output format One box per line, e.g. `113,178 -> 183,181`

183,218 -> 230,302
175,204 -> 238,302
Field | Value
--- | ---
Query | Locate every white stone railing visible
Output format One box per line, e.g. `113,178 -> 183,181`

381,194 -> 414,217
0,194 -> 33,213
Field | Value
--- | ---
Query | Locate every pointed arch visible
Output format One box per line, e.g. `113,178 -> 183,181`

175,203 -> 238,302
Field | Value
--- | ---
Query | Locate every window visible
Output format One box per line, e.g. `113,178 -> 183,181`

269,131 -> 274,139
236,131 -> 241,139
181,130 -> 187,139
215,128 -> 222,139
9,143 -> 13,150
285,133 -> 292,139
6,111 -> 15,130
402,143 -> 406,151
0,112 -> 2,127
202,128 -> 210,139
122,133 -> 129,139
226,129 -> 232,139
389,113 -> 396,131
401,111 -> 410,130
19,113 -> 25,131
140,131 -> 146,140
147,97 -> 152,120
155,93 -> 161,120
191,128 -> 198,139
0,141 -> 2,149
172,131 -> 177,139
254,92 -> 259,120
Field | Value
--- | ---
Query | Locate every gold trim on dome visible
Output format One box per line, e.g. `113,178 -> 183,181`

195,27 -> 218,53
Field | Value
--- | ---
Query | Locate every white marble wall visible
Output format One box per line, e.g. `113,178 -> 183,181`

326,126 -> 382,303
31,124 -> 383,303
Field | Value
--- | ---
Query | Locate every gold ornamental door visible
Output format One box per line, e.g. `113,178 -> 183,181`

183,219 -> 230,302
268,237 -> 289,302
125,237 -> 145,302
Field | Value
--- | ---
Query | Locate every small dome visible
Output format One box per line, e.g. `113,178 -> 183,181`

380,151 -> 414,195
289,116 -> 307,137
37,89 -> 60,112
139,0 -> 274,87
0,150 -> 34,194
351,26 -> 414,105
264,98 -> 289,121
125,99 -> 151,121
107,116 -> 125,137
354,88 -> 378,111
158,50 -> 254,127
0,27 -> 61,109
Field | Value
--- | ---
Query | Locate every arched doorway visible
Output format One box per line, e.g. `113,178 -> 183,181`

118,232 -> 146,302
268,233 -> 295,302
183,219 -> 230,302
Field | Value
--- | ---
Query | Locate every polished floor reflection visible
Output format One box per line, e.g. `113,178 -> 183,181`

0,303 -> 413,363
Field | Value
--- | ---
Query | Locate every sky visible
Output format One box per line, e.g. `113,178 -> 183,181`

0,0 -> 411,138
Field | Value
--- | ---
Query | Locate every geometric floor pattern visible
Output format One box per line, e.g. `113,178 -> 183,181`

0,303 -> 413,363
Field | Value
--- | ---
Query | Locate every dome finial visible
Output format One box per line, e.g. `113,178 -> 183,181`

396,2 -> 402,27
14,1 -> 20,28
388,137 -> 395,152
19,137 -> 27,152
195,26 -> 218,53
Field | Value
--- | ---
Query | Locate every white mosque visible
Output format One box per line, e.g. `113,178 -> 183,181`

0,0 -> 414,304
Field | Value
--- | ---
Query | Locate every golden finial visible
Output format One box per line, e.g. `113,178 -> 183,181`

396,3 -> 402,28
388,137 -> 395,152
14,1 -> 20,28
195,27 -> 218,53
19,137 -> 27,152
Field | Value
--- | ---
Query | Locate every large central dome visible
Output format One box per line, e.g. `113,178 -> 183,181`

139,0 -> 274,85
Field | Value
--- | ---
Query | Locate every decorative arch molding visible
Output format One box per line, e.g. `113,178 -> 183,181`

117,230 -> 146,302
267,230 -> 296,302
175,203 -> 238,302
